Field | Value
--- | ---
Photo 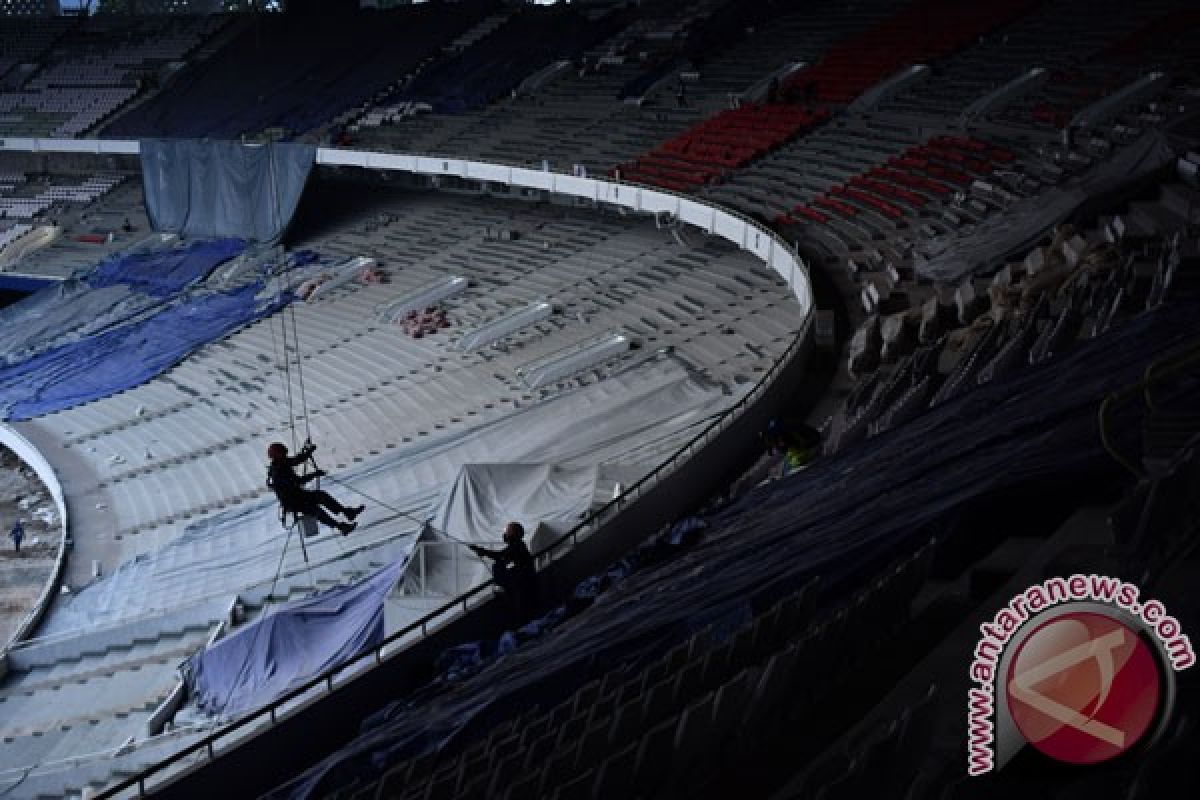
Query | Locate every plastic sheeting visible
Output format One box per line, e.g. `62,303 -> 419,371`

0,282 -> 286,420
915,132 -> 1179,282
186,559 -> 407,718
270,299 -> 1200,800
432,463 -> 623,547
0,239 -> 244,366
0,237 -> 291,421
88,237 -> 244,296
37,359 -> 733,636
140,140 -> 315,244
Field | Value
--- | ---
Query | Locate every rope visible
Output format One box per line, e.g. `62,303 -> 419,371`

288,295 -> 312,445
272,265 -> 298,452
266,293 -> 296,451
319,471 -> 483,553
210,520 -> 301,724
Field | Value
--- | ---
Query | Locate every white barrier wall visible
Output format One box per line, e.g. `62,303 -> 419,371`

312,150 -> 812,312
0,138 -> 813,315
0,137 -> 140,155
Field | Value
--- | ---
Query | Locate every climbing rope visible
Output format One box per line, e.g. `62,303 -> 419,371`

318,470 -> 482,554
208,517 -> 305,725
268,264 -> 298,453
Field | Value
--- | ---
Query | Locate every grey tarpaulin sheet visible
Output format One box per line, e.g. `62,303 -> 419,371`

140,139 -> 315,243
915,131 -> 1178,282
186,559 -> 407,718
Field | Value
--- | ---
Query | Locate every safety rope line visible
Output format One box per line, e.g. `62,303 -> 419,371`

273,264 -> 298,452
319,472 -> 483,554
288,294 -> 313,446
209,519 -> 302,724
266,290 -> 295,450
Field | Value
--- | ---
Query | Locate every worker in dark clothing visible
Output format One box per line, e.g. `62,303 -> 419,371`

266,441 -> 364,535
9,519 -> 23,554
761,418 -> 821,477
767,76 -> 780,104
470,522 -> 539,622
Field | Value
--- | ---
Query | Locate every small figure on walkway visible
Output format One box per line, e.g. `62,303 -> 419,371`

9,519 -> 24,554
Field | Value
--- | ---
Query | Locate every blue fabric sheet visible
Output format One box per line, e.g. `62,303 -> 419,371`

0,274 -> 55,293
267,298 -> 1199,800
140,140 -> 315,244
87,238 -> 245,296
0,239 -> 246,368
0,282 -> 285,421
187,560 -> 407,719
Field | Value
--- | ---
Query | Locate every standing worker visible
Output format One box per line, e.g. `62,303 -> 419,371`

9,519 -> 23,554
762,418 -> 821,477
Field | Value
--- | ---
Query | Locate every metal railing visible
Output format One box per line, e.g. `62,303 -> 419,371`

312,144 -> 811,310
0,423 -> 70,656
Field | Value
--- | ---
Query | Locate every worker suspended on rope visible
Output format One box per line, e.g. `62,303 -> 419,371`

266,441 -> 365,536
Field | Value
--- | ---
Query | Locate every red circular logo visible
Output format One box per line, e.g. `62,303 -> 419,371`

1006,611 -> 1161,765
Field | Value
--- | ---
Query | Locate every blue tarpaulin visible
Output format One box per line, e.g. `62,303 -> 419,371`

0,238 -> 300,421
140,140 -> 315,244
87,237 -> 245,296
0,282 -> 285,420
0,274 -> 56,293
186,559 -> 407,718
0,239 -> 246,367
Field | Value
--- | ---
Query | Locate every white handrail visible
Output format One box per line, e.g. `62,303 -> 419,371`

0,138 -> 812,316
0,423 -> 70,655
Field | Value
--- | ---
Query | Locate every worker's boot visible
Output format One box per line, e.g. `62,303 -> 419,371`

338,521 -> 358,536
346,505 -> 366,521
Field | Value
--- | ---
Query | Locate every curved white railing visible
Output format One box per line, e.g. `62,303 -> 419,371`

0,423 -> 70,657
0,137 -> 814,797
0,137 -> 812,313
315,147 -> 813,311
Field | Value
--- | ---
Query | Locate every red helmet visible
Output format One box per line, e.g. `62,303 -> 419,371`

503,521 -> 525,542
267,442 -> 288,461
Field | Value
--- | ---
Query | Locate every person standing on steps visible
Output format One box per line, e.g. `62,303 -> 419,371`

266,442 -> 364,535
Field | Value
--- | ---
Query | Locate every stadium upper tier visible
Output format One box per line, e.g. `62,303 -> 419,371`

0,15 -> 226,138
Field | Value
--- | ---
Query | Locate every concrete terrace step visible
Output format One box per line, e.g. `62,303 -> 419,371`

0,636 -> 201,699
